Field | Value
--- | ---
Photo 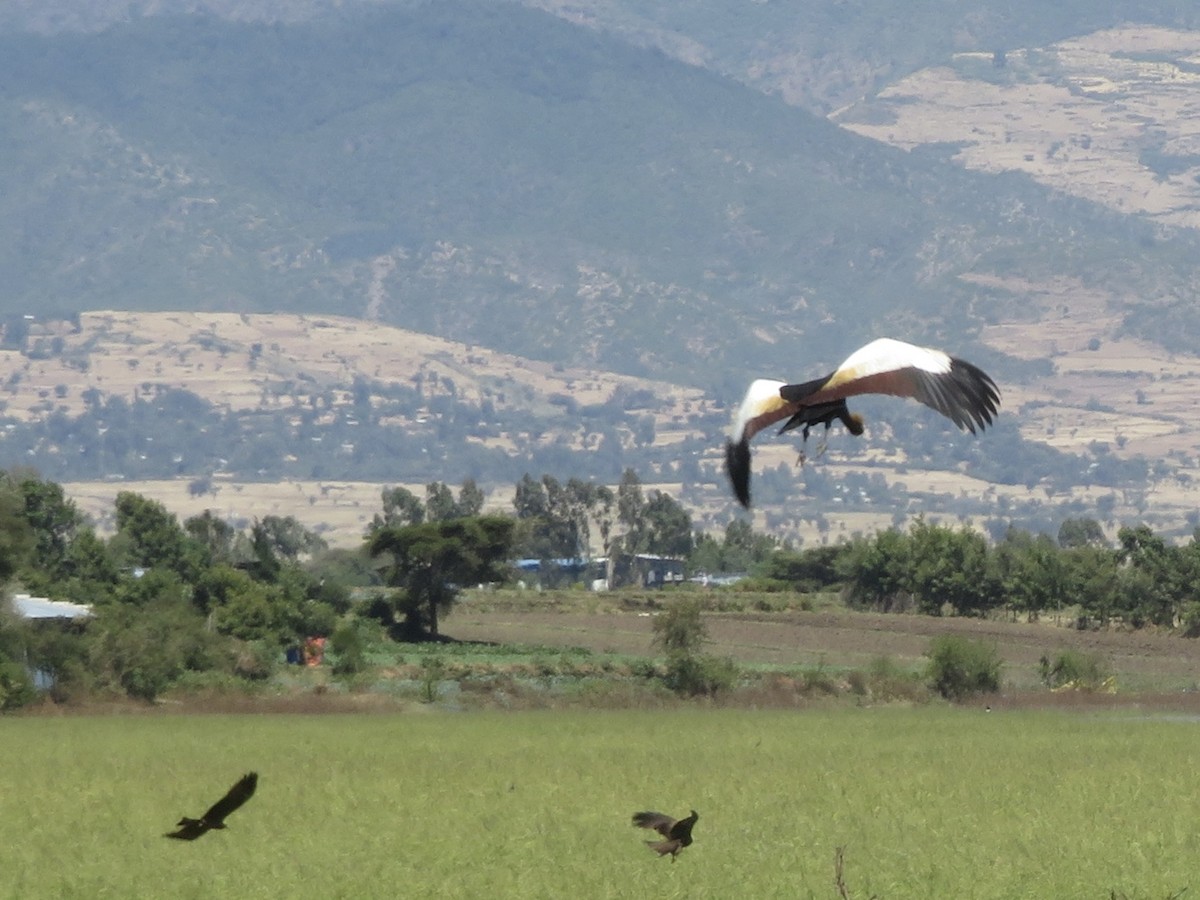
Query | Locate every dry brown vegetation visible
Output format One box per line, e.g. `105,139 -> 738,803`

9,298 -> 1200,547
836,27 -> 1200,227
445,600 -> 1200,694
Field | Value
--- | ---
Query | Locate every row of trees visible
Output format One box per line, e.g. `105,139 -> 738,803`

4,462 -> 1200,709
361,470 -> 698,634
0,470 -> 368,707
0,467 -> 708,705
765,517 -> 1200,630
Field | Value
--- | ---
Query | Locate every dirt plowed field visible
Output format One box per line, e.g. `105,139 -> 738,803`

447,606 -> 1200,700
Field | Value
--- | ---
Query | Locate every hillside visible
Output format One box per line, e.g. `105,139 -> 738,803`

3,6 -> 1200,545
527,0 -> 1200,114
0,2 -> 1196,391
2,308 -> 1197,550
836,27 -> 1200,230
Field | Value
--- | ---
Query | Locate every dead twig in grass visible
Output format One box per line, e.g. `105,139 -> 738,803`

834,846 -> 878,900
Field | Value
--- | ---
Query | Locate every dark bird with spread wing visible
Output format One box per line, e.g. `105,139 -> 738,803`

725,338 -> 1000,507
164,772 -> 258,840
632,809 -> 698,860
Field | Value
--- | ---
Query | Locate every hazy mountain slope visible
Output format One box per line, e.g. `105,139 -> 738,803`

1,2 -> 1194,392
526,0 -> 1200,115
829,27 -> 1200,357
9,1 -> 1200,116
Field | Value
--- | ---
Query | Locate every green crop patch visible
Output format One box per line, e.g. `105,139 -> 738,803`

2,708 -> 1196,898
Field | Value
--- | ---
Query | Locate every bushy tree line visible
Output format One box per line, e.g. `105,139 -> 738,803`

0,471 -> 363,705
0,468 -> 699,705
764,516 -> 1200,630
7,462 -> 1200,711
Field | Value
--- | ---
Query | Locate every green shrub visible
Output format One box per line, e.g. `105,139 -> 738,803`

233,640 -> 278,681
0,658 -> 36,710
1180,601 -> 1200,637
800,659 -> 840,695
329,623 -> 368,676
926,635 -> 1001,700
419,655 -> 446,703
629,659 -> 660,680
651,597 -> 708,657
1038,650 -> 1110,691
664,654 -> 738,697
89,599 -> 232,701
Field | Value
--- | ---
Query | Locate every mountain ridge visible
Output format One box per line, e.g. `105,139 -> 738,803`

1,2 -> 1190,390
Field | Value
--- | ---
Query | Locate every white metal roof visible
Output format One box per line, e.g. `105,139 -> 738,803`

11,594 -> 93,620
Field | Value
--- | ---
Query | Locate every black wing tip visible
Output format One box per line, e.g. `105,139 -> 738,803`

947,357 -> 1001,433
724,438 -> 752,508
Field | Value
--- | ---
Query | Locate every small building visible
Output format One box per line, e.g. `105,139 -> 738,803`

514,558 -> 608,590
12,594 -> 93,621
610,553 -> 685,589
9,594 -> 92,692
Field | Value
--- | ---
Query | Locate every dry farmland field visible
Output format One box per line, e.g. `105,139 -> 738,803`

3,708 -> 1199,899
444,597 -> 1200,696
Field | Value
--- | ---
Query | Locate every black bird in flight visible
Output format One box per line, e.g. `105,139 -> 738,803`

725,337 -> 1000,507
632,809 -> 699,861
164,772 -> 258,840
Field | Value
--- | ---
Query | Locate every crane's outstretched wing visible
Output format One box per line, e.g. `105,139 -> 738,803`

725,338 -> 999,507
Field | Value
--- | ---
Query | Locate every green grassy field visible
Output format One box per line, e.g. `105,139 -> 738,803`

2,707 -> 1195,899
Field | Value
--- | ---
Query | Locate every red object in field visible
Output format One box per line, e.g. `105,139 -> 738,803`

303,636 -> 326,667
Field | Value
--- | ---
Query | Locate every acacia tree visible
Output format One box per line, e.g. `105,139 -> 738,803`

368,516 -> 515,638
368,486 -> 426,535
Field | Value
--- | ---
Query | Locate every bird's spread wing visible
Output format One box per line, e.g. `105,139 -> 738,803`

164,819 -> 206,841
632,811 -> 677,837
725,338 -> 999,508
727,378 -> 791,445
786,338 -> 999,433
202,772 -> 258,825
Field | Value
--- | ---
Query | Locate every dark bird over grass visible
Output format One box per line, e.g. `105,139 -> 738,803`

725,337 -> 1000,507
632,809 -> 698,860
164,772 -> 258,841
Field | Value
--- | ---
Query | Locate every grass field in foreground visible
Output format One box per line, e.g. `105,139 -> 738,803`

2,707 -> 1196,899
